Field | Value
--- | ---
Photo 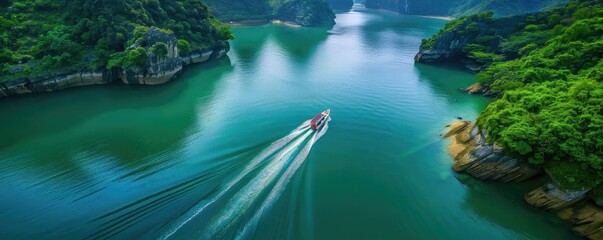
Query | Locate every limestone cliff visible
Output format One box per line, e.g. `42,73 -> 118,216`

444,121 -> 542,182
525,183 -> 603,240
566,203 -> 603,239
445,121 -> 603,240
0,27 -> 229,98
0,70 -> 118,97
276,0 -> 336,26
414,14 -> 524,70
524,183 -> 588,210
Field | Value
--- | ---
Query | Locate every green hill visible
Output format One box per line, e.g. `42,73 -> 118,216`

0,0 -> 233,80
417,0 -> 603,198
202,0 -> 336,26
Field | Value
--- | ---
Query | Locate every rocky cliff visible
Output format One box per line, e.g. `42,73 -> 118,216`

0,70 -> 118,97
445,121 -> 603,240
0,27 -> 229,98
276,0 -> 336,26
414,14 -> 524,70
565,203 -> 603,239
444,121 -> 542,182
525,183 -> 603,239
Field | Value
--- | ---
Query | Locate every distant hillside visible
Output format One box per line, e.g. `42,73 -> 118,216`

364,0 -> 569,17
202,0 -> 336,26
325,0 -> 354,9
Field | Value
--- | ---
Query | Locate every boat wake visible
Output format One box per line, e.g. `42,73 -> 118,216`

159,118 -> 330,239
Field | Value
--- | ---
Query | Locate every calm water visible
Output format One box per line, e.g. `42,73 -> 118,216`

0,6 -> 577,240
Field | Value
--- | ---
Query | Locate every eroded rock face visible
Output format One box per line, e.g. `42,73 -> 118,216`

414,30 -> 472,63
525,183 -> 588,210
0,70 -> 118,97
276,0 -> 336,27
569,203 -> 603,239
0,28 -> 230,97
445,121 -> 603,239
444,121 -> 542,182
414,15 -> 525,67
121,27 -> 230,85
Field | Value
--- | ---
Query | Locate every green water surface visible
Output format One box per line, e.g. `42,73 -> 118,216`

0,6 -> 577,240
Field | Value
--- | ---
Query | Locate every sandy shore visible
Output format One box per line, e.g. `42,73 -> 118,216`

226,19 -> 302,27
226,20 -> 271,26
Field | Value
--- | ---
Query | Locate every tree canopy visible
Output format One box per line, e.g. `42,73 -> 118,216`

470,0 -> 603,192
0,0 -> 233,80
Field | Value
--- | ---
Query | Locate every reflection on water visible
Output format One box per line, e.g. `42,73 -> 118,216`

0,5 -> 578,240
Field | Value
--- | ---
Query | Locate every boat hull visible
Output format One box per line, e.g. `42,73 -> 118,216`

310,109 -> 330,130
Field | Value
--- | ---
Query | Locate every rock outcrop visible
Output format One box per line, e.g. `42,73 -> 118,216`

444,121 -> 542,182
0,27 -> 229,98
445,121 -> 603,240
568,203 -> 603,239
524,183 -> 588,210
275,0 -> 336,26
525,183 -> 603,239
415,15 -> 525,66
462,82 -> 492,96
0,70 -> 118,97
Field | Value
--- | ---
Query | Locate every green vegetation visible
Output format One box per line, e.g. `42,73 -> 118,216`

201,0 -> 335,26
423,0 -> 603,194
365,0 -> 568,17
0,0 -> 233,80
451,0 -> 570,17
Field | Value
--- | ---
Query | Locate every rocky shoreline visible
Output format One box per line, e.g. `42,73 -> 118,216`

0,29 -> 229,99
444,121 -> 603,239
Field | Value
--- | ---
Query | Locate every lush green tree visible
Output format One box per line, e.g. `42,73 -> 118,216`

0,0 -> 233,80
150,42 -> 168,58
471,0 -> 603,194
421,0 -> 603,196
177,39 -> 190,56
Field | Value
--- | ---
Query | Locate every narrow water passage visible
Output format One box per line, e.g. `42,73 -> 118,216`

0,5 -> 577,240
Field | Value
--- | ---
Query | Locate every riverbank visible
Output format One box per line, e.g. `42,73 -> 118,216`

226,19 -> 302,27
0,46 -> 229,98
444,121 -> 603,239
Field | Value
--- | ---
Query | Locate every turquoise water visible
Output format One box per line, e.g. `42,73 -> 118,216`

0,6 -> 576,239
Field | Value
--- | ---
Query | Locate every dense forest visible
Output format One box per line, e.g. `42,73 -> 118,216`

0,0 -> 233,81
365,0 -> 569,17
201,0 -> 336,26
419,0 -> 603,200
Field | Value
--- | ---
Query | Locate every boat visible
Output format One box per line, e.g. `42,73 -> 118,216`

310,109 -> 330,130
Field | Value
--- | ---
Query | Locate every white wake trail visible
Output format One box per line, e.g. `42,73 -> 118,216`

159,120 -> 310,240
205,130 -> 313,238
235,122 -> 329,240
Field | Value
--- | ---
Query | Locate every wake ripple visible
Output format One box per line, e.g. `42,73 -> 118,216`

235,120 -> 329,239
158,120 -> 312,240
